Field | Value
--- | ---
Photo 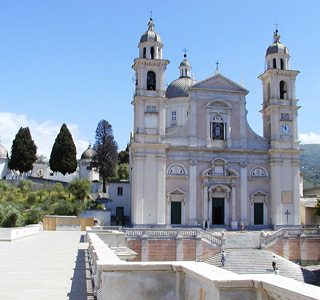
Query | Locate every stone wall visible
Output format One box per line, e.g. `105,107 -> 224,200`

200,240 -> 220,261
43,215 -> 94,231
126,238 -> 219,262
267,237 -> 320,265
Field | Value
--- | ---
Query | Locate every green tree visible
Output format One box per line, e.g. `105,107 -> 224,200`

112,163 -> 129,180
49,124 -> 77,175
92,120 -> 118,193
18,179 -> 33,197
0,180 -> 8,198
67,178 -> 91,201
118,144 -> 129,164
314,198 -> 320,216
9,127 -> 37,173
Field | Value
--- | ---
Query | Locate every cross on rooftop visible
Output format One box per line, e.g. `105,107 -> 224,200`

215,61 -> 220,74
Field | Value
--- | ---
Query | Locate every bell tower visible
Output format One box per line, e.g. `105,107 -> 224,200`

130,18 -> 169,226
132,18 -> 169,139
259,30 -> 300,148
259,30 -> 301,228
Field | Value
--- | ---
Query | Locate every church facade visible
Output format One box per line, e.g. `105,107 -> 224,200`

130,18 -> 301,229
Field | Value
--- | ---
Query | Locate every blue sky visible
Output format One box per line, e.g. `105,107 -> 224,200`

1,1 -> 319,158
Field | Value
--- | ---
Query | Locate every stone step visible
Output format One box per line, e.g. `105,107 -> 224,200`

205,249 -> 317,284
224,233 -> 261,249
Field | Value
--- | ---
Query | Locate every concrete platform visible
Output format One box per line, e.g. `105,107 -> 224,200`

0,231 -> 93,300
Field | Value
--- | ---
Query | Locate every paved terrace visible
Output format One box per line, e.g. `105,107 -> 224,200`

0,231 -> 93,300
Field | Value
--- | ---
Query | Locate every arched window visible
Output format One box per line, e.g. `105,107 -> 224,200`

150,47 -> 155,59
273,58 -> 276,68
280,58 -> 284,70
143,47 -> 146,58
279,81 -> 286,99
147,71 -> 156,90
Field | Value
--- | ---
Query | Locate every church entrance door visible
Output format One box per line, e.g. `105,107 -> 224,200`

254,203 -> 264,225
171,202 -> 182,224
212,198 -> 224,225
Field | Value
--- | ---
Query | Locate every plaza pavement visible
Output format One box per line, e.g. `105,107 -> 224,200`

0,231 -> 93,300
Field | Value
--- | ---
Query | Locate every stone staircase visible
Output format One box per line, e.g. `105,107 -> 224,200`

223,232 -> 261,249
205,232 -> 317,285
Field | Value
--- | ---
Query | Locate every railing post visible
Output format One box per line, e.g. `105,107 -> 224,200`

141,231 -> 148,261
195,232 -> 202,261
176,231 -> 183,261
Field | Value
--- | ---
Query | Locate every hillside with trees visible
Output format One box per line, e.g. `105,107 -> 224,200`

300,144 -> 320,188
0,178 -> 91,228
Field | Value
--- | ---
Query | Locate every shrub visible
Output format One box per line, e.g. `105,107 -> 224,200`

1,205 -> 19,227
22,209 -> 41,225
26,192 -> 37,206
52,199 -> 83,216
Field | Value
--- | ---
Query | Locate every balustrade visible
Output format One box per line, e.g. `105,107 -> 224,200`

260,227 -> 320,248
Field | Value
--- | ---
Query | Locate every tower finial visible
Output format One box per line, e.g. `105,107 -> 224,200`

273,22 -> 281,43
148,16 -> 155,31
215,61 -> 220,74
182,48 -> 189,58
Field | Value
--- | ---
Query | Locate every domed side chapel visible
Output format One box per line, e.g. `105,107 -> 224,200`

130,19 -> 300,229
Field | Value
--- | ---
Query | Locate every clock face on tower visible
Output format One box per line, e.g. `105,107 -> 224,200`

280,123 -> 291,135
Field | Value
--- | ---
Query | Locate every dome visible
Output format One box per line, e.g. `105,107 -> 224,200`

166,77 -> 196,99
266,42 -> 288,56
140,18 -> 162,44
266,30 -> 289,56
81,146 -> 95,160
180,59 -> 191,68
0,144 -> 8,159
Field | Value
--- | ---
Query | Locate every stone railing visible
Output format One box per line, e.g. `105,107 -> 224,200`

199,230 -> 224,247
87,230 -> 320,300
88,226 -> 224,247
260,227 -> 320,248
124,228 -> 198,238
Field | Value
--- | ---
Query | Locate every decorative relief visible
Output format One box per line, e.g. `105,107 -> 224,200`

168,164 -> 186,176
249,166 -> 269,180
167,188 -> 186,204
250,190 -> 268,205
211,113 -> 225,122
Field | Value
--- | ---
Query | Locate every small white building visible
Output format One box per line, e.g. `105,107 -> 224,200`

0,144 -> 8,179
79,145 -> 99,182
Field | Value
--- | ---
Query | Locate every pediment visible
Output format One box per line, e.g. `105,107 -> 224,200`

191,73 -> 248,94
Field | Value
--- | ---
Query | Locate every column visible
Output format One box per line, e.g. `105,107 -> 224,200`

189,98 -> 197,146
167,195 -> 171,225
157,156 -> 166,225
240,162 -> 248,224
231,184 -> 237,229
133,156 -> 144,225
208,194 -> 212,225
202,184 -> 208,224
189,161 -> 197,225
270,158 -> 282,226
226,109 -> 231,148
292,159 -> 301,225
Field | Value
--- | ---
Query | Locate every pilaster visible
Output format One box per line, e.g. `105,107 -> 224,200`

189,161 -> 198,225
